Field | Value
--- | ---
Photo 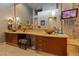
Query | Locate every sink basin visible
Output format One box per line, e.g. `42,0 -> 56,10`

44,28 -> 55,34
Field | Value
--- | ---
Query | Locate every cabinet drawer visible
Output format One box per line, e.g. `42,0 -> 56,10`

37,39 -> 43,43
37,44 -> 43,47
37,44 -> 45,51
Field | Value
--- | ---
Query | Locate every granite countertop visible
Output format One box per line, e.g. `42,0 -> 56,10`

5,29 -> 68,38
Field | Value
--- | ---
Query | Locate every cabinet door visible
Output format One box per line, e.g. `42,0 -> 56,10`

5,33 -> 12,43
47,37 -> 67,56
11,34 -> 18,44
36,36 -> 47,52
5,33 -> 18,46
35,36 -> 67,56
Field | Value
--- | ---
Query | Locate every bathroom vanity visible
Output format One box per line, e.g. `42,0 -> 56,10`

5,29 -> 68,56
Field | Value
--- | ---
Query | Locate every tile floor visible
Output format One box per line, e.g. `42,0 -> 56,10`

67,39 -> 79,56
0,43 -> 54,56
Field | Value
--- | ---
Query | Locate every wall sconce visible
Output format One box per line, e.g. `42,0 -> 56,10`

52,11 -> 56,16
7,17 -> 13,30
8,17 -> 13,21
16,17 -> 21,24
7,4 -> 21,31
8,17 -> 20,24
8,17 -> 14,24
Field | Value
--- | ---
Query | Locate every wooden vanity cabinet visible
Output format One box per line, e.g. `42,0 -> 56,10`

5,33 -> 18,46
35,36 -> 67,56
5,32 -> 67,56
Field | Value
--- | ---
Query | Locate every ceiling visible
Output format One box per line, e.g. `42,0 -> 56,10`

26,3 -> 56,9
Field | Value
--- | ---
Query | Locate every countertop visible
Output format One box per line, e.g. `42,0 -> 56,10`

5,29 -> 68,38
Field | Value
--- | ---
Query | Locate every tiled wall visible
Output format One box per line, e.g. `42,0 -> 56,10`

61,3 -> 79,39
73,3 -> 79,39
0,3 -> 14,42
61,3 -> 74,38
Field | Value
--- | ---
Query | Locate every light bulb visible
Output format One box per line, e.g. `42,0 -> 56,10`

52,11 -> 55,16
16,17 -> 20,21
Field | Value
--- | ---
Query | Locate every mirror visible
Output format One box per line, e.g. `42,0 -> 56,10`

14,3 -> 61,30
7,3 -> 33,31
15,3 -> 33,25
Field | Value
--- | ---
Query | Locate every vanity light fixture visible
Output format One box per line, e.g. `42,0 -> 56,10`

8,17 -> 13,21
8,17 -> 20,23
8,17 -> 14,24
